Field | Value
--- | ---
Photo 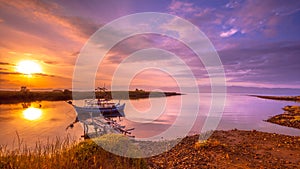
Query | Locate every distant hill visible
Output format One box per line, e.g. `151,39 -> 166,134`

196,85 -> 300,95
226,86 -> 300,95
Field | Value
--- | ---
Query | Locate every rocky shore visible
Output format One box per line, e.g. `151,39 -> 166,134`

266,105 -> 300,129
147,129 -> 300,168
250,95 -> 300,102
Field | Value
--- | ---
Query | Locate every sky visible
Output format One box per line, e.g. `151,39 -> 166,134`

0,0 -> 300,92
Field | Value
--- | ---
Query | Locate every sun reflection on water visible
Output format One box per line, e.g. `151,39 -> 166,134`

23,107 -> 42,120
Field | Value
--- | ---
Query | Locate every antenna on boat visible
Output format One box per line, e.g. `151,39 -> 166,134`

96,83 -> 107,92
103,83 -> 107,91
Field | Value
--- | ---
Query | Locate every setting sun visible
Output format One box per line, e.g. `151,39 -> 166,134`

23,107 -> 42,120
16,60 -> 42,75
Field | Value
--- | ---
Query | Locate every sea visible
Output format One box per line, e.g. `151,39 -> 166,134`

0,93 -> 299,149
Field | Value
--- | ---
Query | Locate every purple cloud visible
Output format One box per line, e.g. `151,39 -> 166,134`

220,28 -> 238,38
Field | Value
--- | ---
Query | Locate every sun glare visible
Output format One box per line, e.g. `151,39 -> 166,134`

16,60 -> 42,75
23,107 -> 42,120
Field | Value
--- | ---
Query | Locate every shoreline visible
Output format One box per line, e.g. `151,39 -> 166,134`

250,94 -> 300,102
265,105 -> 300,130
0,90 -> 181,104
251,94 -> 300,130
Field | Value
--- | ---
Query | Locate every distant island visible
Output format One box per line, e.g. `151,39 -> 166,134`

250,95 -> 300,102
0,87 -> 181,104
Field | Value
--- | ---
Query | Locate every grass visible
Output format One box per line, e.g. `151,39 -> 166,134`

0,133 -> 179,168
0,135 -> 147,169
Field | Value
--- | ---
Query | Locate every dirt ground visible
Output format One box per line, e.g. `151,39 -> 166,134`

147,129 -> 300,168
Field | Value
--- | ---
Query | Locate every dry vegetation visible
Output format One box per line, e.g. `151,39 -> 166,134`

0,136 -> 146,169
1,130 -> 299,168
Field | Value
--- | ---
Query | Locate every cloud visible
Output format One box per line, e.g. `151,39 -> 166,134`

168,0 -> 196,14
0,62 -> 15,66
218,40 -> 300,86
220,28 -> 238,38
71,51 -> 80,57
226,0 -> 300,35
167,0 -> 300,39
277,7 -> 300,16
225,0 -> 241,9
168,0 -> 217,21
194,8 -> 216,17
0,0 -> 100,43
0,1 -> 102,83
35,73 -> 71,79
0,70 -> 70,80
103,34 -> 168,64
1,0 -> 299,90
0,71 -> 21,75
42,60 -> 58,65
167,1 -> 226,40
55,15 -> 101,40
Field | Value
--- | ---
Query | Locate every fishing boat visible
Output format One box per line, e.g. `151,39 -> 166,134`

66,86 -> 133,138
68,99 -> 125,119
67,99 -> 134,138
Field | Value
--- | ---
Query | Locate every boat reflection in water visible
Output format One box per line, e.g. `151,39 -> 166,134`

22,107 -> 42,121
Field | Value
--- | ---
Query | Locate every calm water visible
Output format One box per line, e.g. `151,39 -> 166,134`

120,93 -> 300,139
0,101 -> 82,149
0,93 -> 299,148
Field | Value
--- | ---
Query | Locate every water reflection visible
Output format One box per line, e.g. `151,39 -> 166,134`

22,107 -> 42,121
0,94 -> 299,150
120,93 -> 300,139
0,101 -> 82,150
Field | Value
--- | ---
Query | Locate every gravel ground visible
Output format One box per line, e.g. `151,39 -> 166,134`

147,129 -> 300,168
